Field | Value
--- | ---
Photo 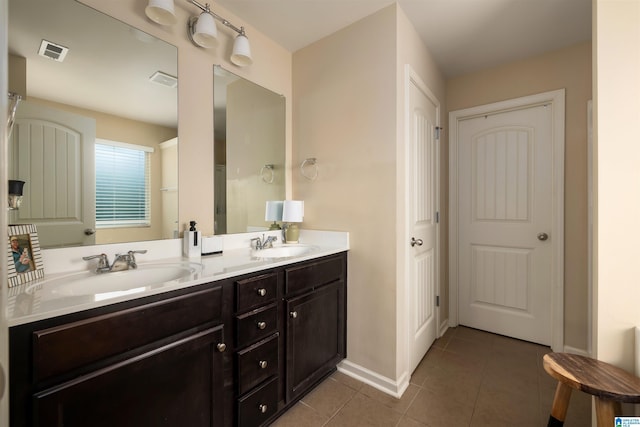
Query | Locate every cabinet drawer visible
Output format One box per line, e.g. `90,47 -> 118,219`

237,333 -> 279,395
33,285 -> 222,383
236,273 -> 277,312
237,376 -> 278,427
285,255 -> 344,295
236,303 -> 278,348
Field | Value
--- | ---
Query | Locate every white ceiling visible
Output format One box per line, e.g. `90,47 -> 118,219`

216,0 -> 592,77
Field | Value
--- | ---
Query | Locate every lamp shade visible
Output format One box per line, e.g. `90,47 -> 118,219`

231,33 -> 253,66
8,180 -> 25,196
282,200 -> 304,223
192,12 -> 218,48
145,0 -> 177,25
265,201 -> 283,222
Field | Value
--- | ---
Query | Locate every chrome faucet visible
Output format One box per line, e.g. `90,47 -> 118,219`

83,250 -> 147,273
251,234 -> 277,250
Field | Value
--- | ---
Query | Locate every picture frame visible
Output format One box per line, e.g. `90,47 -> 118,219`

7,224 -> 44,287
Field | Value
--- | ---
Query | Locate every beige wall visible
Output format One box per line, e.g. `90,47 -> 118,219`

593,0 -> 640,371
293,4 -> 446,384
79,0 -> 292,237
446,41 -> 593,352
293,5 -> 398,379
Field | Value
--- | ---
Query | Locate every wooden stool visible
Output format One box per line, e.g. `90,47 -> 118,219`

543,352 -> 640,427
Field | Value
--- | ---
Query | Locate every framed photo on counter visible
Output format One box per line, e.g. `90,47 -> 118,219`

7,224 -> 44,287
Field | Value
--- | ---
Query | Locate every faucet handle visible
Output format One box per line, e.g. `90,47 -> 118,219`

127,250 -> 147,268
82,253 -> 110,270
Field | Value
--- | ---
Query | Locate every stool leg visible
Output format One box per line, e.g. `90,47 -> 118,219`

594,398 -> 621,427
548,382 -> 572,427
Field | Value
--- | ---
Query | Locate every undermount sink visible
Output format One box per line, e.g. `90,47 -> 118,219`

252,244 -> 318,259
28,262 -> 202,299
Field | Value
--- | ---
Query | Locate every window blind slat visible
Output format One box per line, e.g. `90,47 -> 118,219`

95,142 -> 150,227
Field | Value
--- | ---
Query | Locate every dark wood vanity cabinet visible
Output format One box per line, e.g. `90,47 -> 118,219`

10,283 -> 227,427
10,251 -> 347,427
284,255 -> 347,403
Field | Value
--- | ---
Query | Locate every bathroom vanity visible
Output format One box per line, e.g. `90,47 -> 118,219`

8,234 -> 348,427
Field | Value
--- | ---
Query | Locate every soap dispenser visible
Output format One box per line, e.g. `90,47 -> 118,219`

183,220 -> 201,259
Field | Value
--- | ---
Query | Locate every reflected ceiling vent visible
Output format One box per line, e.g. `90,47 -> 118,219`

149,71 -> 178,88
38,40 -> 69,62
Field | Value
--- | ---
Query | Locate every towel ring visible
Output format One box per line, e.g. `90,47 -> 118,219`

300,158 -> 318,181
260,164 -> 275,184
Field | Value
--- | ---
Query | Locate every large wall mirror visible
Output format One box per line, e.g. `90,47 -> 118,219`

8,0 -> 178,249
214,66 -> 285,235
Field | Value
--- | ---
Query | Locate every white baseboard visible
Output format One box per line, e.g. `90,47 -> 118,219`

563,345 -> 591,357
337,359 -> 410,399
439,320 -> 449,338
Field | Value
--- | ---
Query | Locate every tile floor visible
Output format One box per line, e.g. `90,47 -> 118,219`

271,326 -> 592,427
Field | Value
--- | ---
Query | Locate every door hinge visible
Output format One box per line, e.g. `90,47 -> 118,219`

436,211 -> 440,223
436,295 -> 440,307
435,126 -> 443,140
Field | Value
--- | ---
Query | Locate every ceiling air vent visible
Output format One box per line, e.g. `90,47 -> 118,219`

149,71 -> 178,88
38,40 -> 69,62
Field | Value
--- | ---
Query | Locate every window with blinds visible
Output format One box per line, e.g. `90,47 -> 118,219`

95,139 -> 153,228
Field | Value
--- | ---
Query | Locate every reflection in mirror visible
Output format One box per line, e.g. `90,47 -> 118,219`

214,66 -> 285,235
7,0 -> 178,249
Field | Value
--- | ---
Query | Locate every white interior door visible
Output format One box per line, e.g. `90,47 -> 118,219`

457,103 -> 555,345
9,100 -> 96,247
408,72 -> 439,373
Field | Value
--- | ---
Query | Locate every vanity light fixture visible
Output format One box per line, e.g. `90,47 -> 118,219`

145,0 -> 178,25
186,0 -> 253,66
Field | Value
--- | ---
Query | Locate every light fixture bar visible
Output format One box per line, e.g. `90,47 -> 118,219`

188,0 -> 245,36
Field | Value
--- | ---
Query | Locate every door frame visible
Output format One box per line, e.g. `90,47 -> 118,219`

402,64 -> 441,376
448,89 -> 565,352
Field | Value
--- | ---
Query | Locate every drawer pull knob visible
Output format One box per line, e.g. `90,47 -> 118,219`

216,343 -> 227,353
290,311 -> 298,319
257,288 -> 267,297
259,404 -> 268,414
257,321 -> 267,330
258,360 -> 268,369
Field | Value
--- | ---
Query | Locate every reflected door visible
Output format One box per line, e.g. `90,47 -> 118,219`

10,100 -> 96,247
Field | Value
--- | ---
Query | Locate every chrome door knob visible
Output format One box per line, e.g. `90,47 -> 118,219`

216,343 -> 226,353
258,360 -> 268,369
259,404 -> 268,414
290,311 -> 298,319
257,288 -> 267,297
537,232 -> 549,241
410,237 -> 423,247
257,321 -> 267,330
84,228 -> 96,236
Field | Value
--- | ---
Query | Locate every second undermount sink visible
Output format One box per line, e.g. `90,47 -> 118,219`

29,262 -> 202,299
252,244 -> 318,259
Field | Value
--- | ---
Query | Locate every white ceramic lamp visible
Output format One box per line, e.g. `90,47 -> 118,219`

230,32 -> 252,66
191,12 -> 218,48
282,200 -> 304,243
265,201 -> 283,230
145,0 -> 177,25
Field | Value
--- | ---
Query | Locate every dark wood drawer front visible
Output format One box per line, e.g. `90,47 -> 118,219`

236,303 -> 278,348
33,285 -> 222,383
285,255 -> 344,295
237,334 -> 279,395
236,273 -> 277,312
237,376 -> 278,427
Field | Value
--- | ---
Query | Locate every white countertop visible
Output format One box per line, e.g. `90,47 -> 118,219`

7,230 -> 349,327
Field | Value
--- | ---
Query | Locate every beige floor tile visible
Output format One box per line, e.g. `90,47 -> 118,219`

324,393 -> 403,427
358,383 -> 420,414
472,384 -> 540,427
406,387 -> 475,426
270,402 -> 327,427
396,415 -> 428,427
301,377 -> 358,418
453,326 -> 497,344
332,370 -> 364,392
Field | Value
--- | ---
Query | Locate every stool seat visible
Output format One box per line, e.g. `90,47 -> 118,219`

543,352 -> 640,427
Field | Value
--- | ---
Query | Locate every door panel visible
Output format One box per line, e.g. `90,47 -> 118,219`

408,76 -> 438,373
458,105 -> 552,345
9,100 -> 96,247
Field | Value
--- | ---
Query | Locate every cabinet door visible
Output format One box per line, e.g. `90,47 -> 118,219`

285,281 -> 345,402
33,326 -> 225,427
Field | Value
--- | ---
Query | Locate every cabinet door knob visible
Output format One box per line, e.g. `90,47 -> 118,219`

259,404 -> 268,414
258,360 -> 268,369
257,288 -> 267,297
216,343 -> 226,353
257,321 -> 267,330
290,311 -> 298,319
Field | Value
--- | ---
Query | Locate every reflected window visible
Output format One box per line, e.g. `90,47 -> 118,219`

95,139 -> 153,228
